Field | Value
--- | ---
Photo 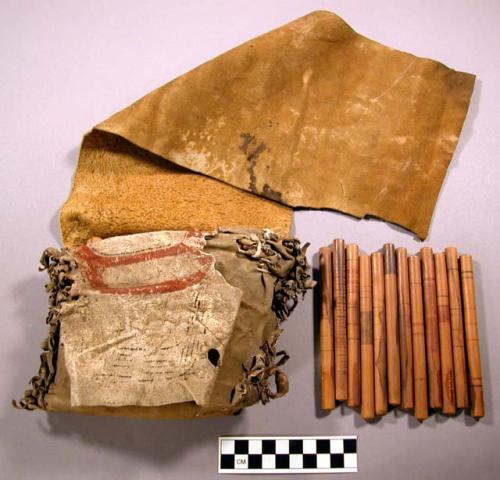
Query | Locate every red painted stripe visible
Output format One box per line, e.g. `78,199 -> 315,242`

74,236 -> 212,294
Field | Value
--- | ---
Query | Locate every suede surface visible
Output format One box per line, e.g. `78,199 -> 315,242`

60,131 -> 292,247
96,10 -> 474,239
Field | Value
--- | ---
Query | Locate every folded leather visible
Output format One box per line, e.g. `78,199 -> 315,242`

94,10 -> 474,238
61,131 -> 292,247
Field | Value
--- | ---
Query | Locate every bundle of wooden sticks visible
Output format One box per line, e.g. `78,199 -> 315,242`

319,239 -> 484,421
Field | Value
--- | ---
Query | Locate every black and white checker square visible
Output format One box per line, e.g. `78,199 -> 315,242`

219,436 -> 357,473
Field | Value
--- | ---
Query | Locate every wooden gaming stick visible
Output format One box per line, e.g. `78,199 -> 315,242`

346,244 -> 361,407
420,247 -> 442,409
333,239 -> 348,401
319,247 -> 335,410
434,252 -> 456,415
409,255 -> 428,421
359,254 -> 375,420
396,247 -> 414,410
460,255 -> 485,419
371,252 -> 388,416
445,247 -> 468,409
384,243 -> 401,406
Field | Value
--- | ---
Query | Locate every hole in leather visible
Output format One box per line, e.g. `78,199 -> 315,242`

208,348 -> 220,367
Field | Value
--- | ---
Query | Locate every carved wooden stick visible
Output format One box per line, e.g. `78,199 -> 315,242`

384,243 -> 400,406
333,238 -> 348,401
320,247 -> 335,410
460,255 -> 485,419
409,255 -> 428,421
396,247 -> 414,410
434,252 -> 456,415
372,252 -> 387,416
346,244 -> 360,407
445,247 -> 468,409
359,254 -> 375,420
420,247 -> 442,409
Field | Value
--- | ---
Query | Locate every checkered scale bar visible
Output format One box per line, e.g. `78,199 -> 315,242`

218,436 -> 357,474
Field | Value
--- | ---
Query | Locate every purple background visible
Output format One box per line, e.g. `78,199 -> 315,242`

1,1 -> 499,479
